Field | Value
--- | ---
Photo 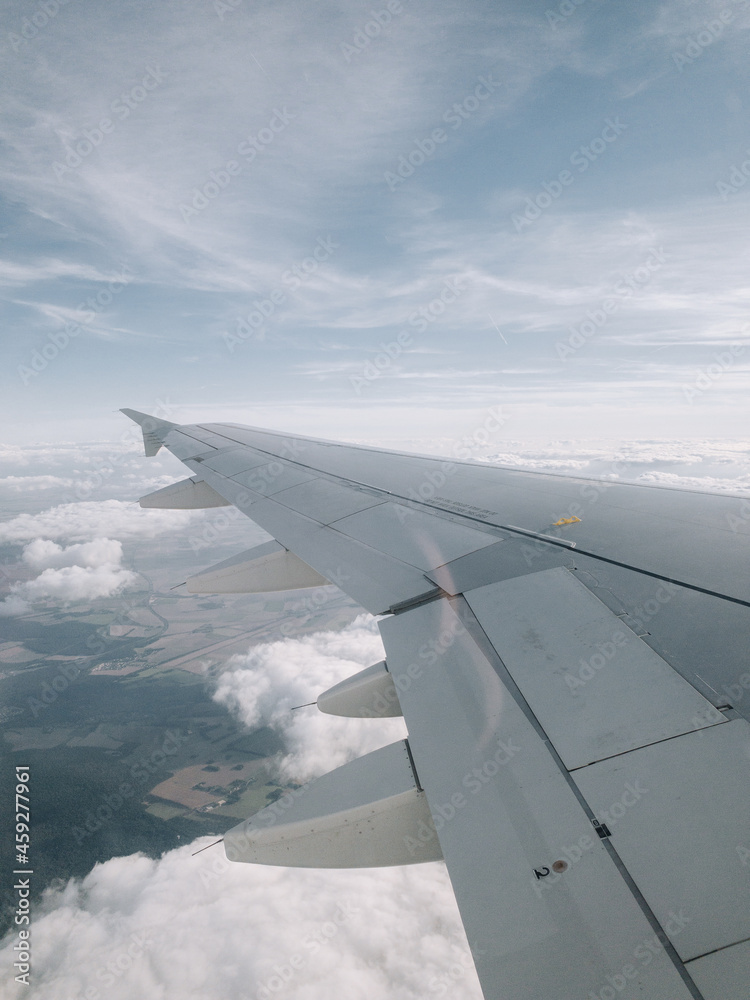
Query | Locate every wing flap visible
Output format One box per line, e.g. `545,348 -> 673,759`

186,540 -> 329,594
223,740 -> 441,868
574,720 -> 750,962
378,598 -> 699,1000
464,567 -> 721,770
686,939 -> 750,1000
139,477 -> 230,509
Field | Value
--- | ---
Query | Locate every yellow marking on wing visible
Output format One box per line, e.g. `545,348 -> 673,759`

552,516 -> 582,526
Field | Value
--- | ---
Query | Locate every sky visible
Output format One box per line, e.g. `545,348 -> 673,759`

2,2 -> 750,998
1,0 -> 749,446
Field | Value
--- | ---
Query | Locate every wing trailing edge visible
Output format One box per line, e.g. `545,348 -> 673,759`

186,540 -> 329,594
223,740 -> 441,868
139,477 -> 230,509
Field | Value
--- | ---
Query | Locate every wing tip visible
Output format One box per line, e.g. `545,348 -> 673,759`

121,408 -> 178,457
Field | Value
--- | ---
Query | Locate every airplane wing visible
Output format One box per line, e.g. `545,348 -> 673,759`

123,408 -> 750,1000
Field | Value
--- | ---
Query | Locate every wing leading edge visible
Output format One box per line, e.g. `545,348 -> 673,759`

125,410 -> 750,1000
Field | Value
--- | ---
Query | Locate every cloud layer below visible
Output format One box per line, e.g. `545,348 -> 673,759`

213,613 -> 406,781
0,616 -> 484,999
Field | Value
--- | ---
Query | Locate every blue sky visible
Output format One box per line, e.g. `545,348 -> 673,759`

2,0 -> 750,446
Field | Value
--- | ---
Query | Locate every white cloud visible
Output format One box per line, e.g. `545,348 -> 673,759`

22,537 -> 125,570
0,845 -> 481,1000
214,615 -> 406,782
0,536 -> 140,615
0,500 -> 199,544
0,593 -> 32,617
16,562 -> 139,603
0,475 -> 75,491
0,618 -> 483,999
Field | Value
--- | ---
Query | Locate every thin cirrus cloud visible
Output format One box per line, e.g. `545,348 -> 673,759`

5,2 -> 748,440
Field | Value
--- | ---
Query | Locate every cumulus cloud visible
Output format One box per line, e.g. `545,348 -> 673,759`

17,563 -> 139,603
0,616 -> 483,999
214,615 -> 406,782
0,844 -> 481,1000
22,537 -> 126,570
0,475 -> 76,491
0,500 -> 199,544
0,536 -> 139,616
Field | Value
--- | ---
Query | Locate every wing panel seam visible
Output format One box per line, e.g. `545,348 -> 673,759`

452,593 -> 707,1000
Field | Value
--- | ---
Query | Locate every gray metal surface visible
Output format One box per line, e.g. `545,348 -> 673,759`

574,720 -> 750,961
686,939 -> 750,1000
138,477 -> 230,509
465,568 -> 721,770
331,502 -> 499,570
185,463 -> 439,613
379,598 -> 698,1000
200,447 -> 270,476
223,740 -> 442,867
191,421 -> 750,605
273,478 -> 385,523
235,461 -> 318,495
186,540 -> 328,594
122,409 -> 750,1000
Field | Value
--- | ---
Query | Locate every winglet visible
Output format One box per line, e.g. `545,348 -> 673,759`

120,408 -> 178,457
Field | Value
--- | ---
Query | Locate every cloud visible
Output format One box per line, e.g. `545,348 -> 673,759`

214,614 -> 407,782
0,845 -> 481,1000
0,618 -> 482,1000
15,563 -> 139,604
0,475 -> 75,491
21,537 -> 126,570
0,593 -> 32,617
0,500 -> 199,545
0,536 -> 139,616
